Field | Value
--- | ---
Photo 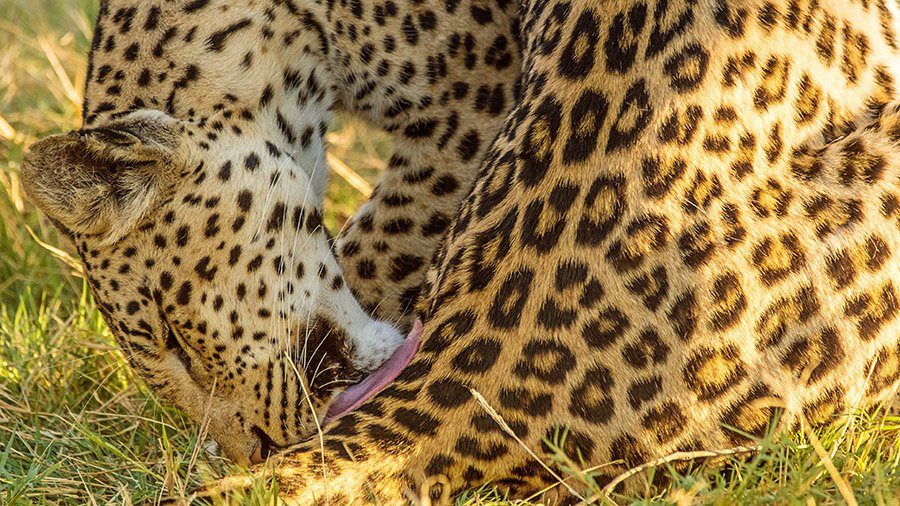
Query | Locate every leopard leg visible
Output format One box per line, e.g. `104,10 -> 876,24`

331,0 -> 522,328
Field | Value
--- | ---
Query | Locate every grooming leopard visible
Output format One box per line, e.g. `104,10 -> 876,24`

21,0 -> 900,503
21,0 -> 519,467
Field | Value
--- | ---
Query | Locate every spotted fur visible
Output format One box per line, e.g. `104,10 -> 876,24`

21,0 -> 518,465
20,0 -> 900,503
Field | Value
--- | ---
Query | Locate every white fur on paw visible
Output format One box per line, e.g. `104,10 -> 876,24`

351,320 -> 405,372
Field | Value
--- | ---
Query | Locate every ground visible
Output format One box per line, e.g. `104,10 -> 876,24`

1,1 -> 900,504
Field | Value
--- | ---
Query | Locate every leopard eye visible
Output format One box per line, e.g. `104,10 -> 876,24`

165,326 -> 193,372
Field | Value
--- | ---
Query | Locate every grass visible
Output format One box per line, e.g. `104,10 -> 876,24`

1,1 -> 899,504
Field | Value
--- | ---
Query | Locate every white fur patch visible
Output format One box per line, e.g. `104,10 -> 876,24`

350,319 -> 405,372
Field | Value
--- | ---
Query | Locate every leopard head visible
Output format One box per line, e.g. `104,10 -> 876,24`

21,107 -> 406,465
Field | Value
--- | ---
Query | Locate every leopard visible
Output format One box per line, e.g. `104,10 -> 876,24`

20,0 -> 520,468
20,0 -> 900,504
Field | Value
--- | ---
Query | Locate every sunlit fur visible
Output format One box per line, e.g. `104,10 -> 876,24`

23,0 -> 900,504
22,0 -> 519,467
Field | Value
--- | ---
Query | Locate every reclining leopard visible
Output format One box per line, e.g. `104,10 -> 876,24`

21,0 -> 900,503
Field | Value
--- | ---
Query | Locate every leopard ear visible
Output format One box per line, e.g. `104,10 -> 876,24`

21,110 -> 182,245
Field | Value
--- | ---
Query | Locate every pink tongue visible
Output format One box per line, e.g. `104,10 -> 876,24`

324,319 -> 422,423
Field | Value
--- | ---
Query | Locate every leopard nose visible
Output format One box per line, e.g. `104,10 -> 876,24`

208,427 -> 258,467
249,426 -> 275,464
